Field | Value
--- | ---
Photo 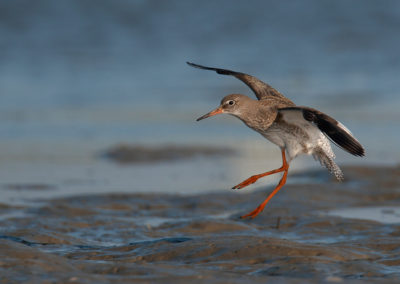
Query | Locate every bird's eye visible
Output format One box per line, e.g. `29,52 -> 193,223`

227,100 -> 235,106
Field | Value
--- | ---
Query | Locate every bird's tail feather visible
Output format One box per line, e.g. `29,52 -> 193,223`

313,149 -> 344,181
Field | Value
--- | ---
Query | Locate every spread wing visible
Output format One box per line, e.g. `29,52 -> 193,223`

187,62 -> 286,101
278,107 -> 365,157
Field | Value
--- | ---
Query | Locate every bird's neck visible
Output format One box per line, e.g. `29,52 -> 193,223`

235,104 -> 278,132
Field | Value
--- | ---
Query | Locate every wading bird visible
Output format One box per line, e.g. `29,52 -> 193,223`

188,62 -> 365,219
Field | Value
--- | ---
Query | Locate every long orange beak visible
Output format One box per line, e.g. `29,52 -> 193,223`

196,106 -> 223,121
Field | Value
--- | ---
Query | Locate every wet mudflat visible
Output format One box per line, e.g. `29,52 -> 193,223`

1,165 -> 400,283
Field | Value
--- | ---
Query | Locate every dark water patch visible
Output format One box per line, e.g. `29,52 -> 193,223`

128,237 -> 192,246
2,183 -> 56,191
101,144 -> 236,164
0,235 -> 47,247
155,237 -> 192,244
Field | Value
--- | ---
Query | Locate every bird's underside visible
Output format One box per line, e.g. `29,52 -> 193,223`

188,62 -> 365,218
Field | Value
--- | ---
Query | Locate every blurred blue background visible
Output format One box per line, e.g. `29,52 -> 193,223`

0,0 -> 399,203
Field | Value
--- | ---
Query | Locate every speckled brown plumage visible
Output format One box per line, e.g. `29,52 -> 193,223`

188,62 -> 365,218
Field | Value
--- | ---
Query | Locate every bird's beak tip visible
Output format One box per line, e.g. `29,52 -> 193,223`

196,107 -> 223,122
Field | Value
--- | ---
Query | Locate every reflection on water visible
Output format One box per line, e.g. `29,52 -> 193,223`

326,207 -> 400,224
0,0 -> 399,204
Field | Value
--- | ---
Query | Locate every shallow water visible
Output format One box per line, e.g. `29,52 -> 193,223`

326,207 -> 400,224
1,165 -> 400,282
0,1 -> 400,205
1,1 -> 400,282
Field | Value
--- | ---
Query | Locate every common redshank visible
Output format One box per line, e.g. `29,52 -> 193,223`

188,62 -> 365,219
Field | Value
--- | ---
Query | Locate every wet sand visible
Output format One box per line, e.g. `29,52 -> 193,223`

1,165 -> 400,283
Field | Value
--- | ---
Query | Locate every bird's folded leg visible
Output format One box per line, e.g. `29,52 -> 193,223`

232,149 -> 288,190
232,167 -> 285,189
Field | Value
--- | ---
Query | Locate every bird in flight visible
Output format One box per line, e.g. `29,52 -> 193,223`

188,62 -> 365,219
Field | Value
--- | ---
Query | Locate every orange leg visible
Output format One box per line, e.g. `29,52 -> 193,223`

238,149 -> 290,219
233,149 -> 288,190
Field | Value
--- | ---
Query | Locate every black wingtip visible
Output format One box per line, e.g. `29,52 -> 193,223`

299,107 -> 366,158
186,62 -> 238,76
186,62 -> 207,69
352,142 -> 365,157
354,146 -> 365,157
327,129 -> 366,158
345,145 -> 365,157
186,62 -> 215,71
328,129 -> 365,158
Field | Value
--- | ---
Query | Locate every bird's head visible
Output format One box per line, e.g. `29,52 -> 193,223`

196,94 -> 252,121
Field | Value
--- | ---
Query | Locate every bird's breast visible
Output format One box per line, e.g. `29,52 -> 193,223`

260,120 -> 321,161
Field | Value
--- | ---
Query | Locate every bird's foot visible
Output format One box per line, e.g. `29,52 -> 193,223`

240,204 -> 264,219
232,175 -> 260,190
